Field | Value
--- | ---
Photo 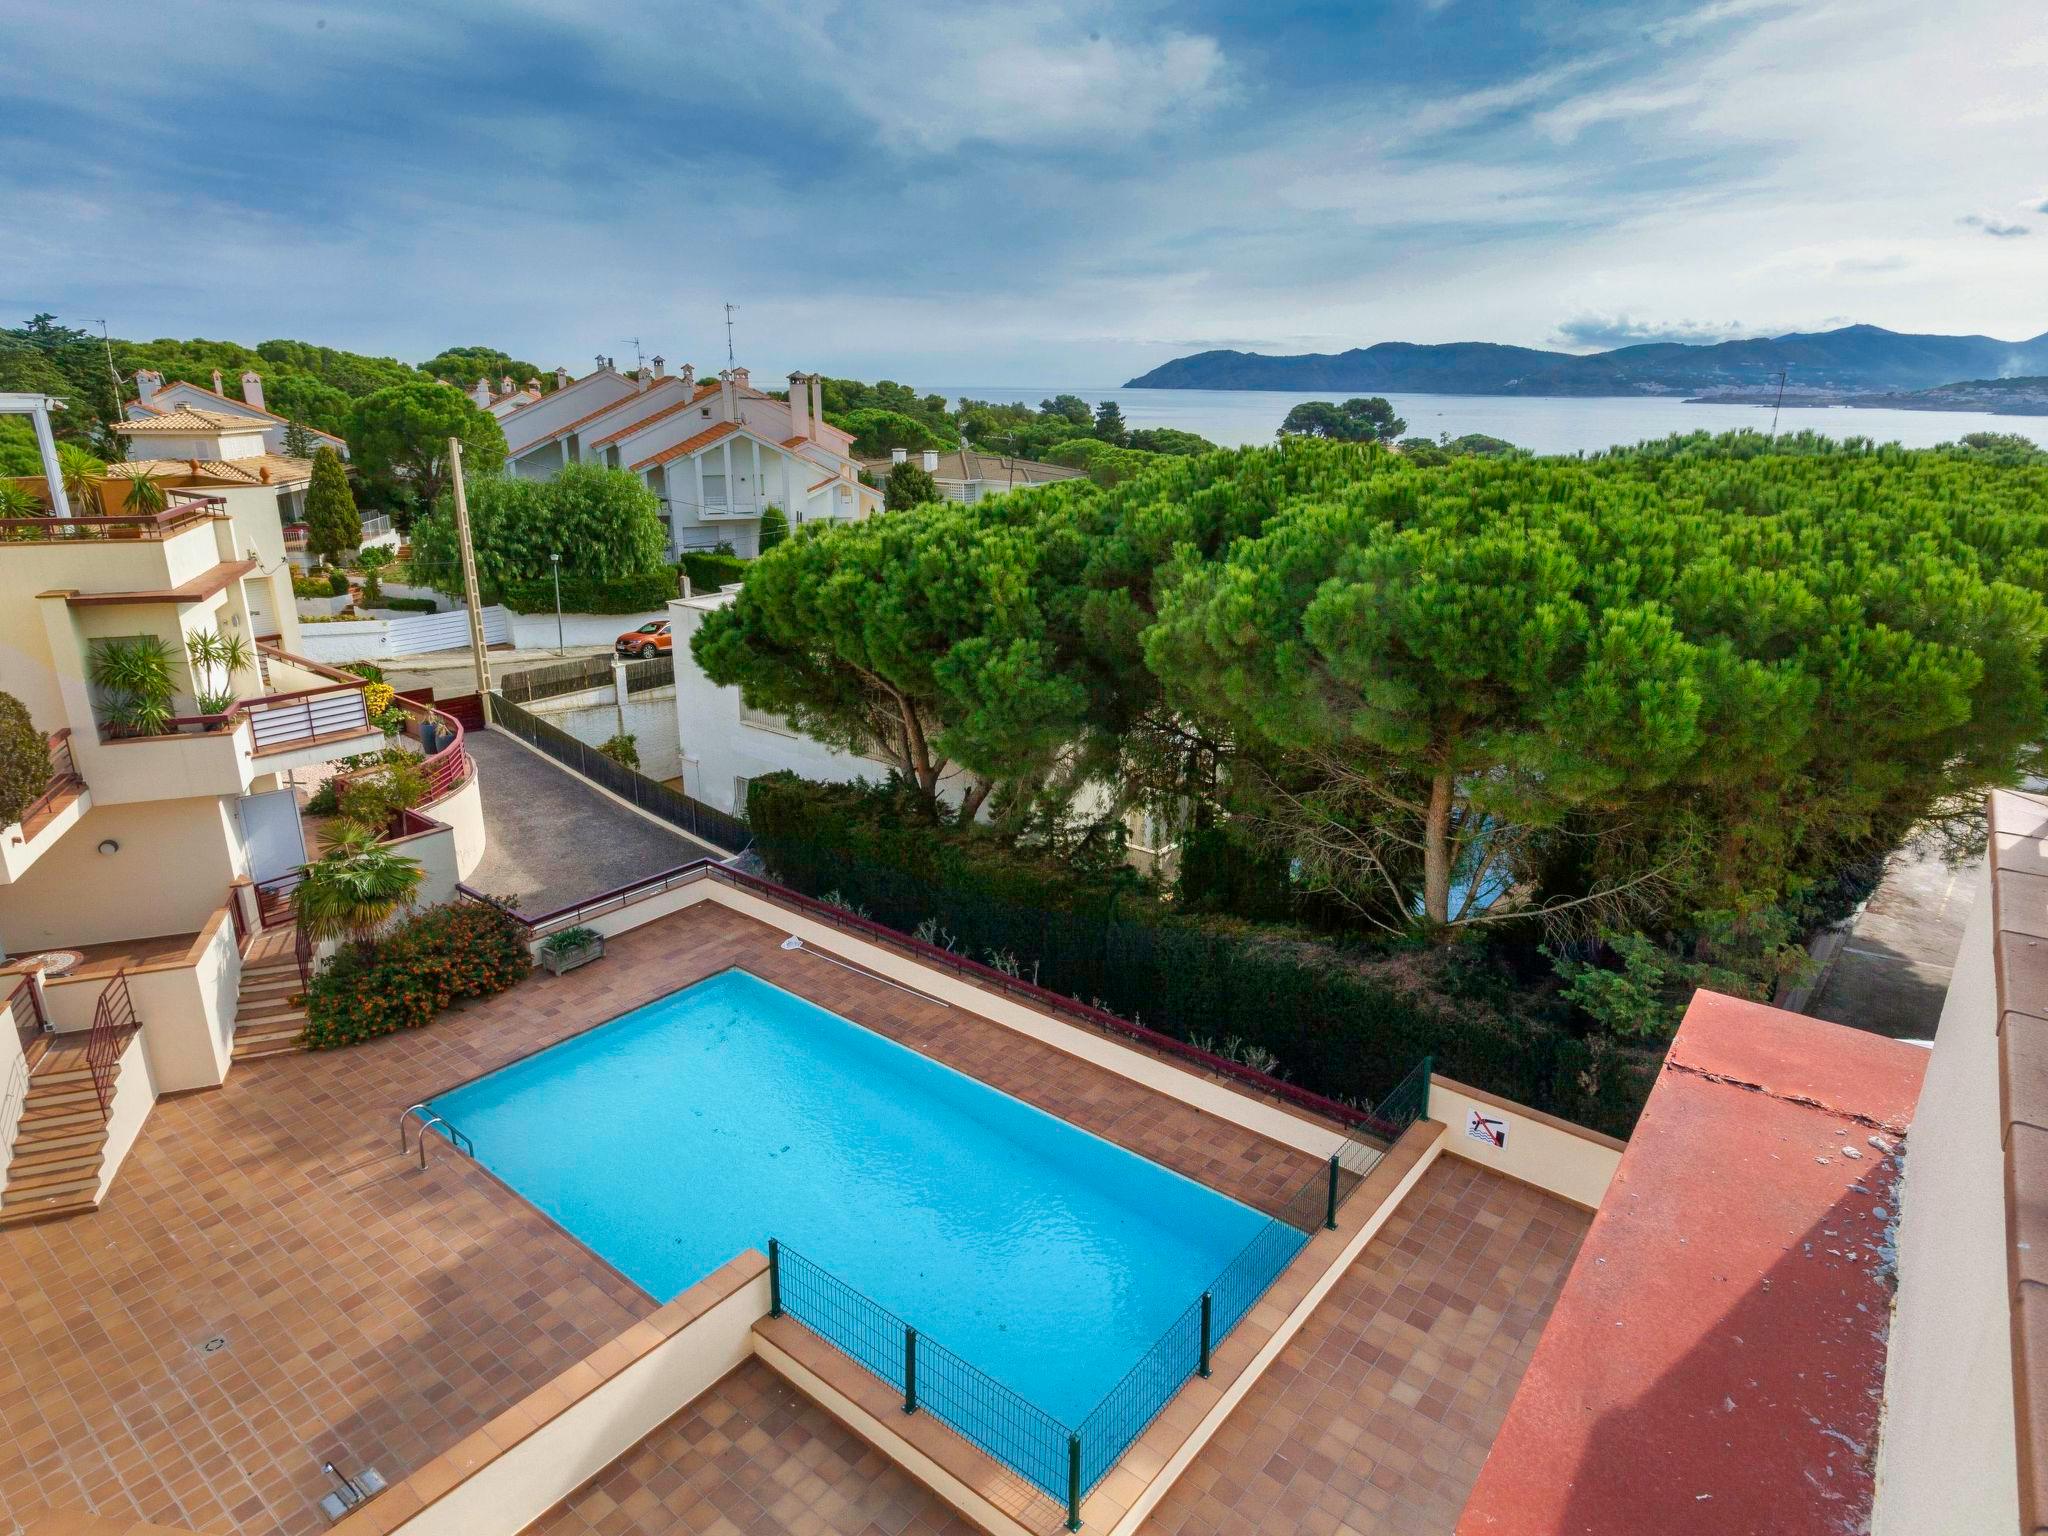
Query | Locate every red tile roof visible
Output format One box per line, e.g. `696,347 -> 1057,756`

631,419 -> 740,471
1458,992 -> 1926,1536
586,386 -> 722,448
121,380 -> 347,445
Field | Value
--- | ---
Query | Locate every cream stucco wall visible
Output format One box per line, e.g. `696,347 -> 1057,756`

129,908 -> 241,1093
1870,864 -> 2016,1536
0,797 -> 241,951
1429,1075 -> 1625,1210
95,1029 -> 160,1201
0,993 -> 29,1179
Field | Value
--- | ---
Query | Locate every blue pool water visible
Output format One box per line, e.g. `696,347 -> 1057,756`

429,969 -> 1277,1424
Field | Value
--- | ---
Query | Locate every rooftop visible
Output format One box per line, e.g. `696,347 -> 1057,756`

1457,991 -> 1926,1536
858,448 -> 1084,485
111,408 -> 267,436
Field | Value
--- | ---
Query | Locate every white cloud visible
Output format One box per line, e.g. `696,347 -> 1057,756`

1532,84 -> 1702,143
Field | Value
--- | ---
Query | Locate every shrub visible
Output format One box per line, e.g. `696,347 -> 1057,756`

336,756 -> 427,835
0,690 -> 49,825
303,899 -> 530,1049
497,570 -> 675,614
291,570 -> 334,600
597,732 -> 639,769
328,568 -> 350,596
757,504 -> 789,552
340,661 -> 385,683
378,596 -> 438,613
679,551 -> 747,591
746,774 -> 1653,1136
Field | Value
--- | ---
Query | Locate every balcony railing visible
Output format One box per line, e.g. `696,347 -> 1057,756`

13,730 -> 85,839
106,645 -> 375,754
0,490 -> 225,544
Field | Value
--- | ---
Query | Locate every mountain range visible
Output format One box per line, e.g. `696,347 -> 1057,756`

1123,324 -> 2048,396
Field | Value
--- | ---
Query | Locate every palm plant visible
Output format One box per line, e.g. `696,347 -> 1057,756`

293,824 -> 424,953
0,482 -> 41,522
116,470 -> 168,517
185,627 -> 251,716
56,442 -> 104,517
88,635 -> 178,736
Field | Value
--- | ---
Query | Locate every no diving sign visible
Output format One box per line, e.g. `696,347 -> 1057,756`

1466,1108 -> 1508,1149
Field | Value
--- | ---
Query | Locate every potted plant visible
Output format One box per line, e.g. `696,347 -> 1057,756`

538,925 -> 605,976
89,635 -> 178,736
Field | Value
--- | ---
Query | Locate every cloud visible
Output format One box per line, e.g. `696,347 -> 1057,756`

1551,315 -> 1761,351
1649,0 -> 1796,45
1532,84 -> 1702,143
1959,213 -> 2031,237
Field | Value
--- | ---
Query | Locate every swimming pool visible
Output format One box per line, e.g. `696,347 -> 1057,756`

427,968 -> 1290,1429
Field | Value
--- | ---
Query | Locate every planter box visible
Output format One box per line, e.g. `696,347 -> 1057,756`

539,935 -> 605,975
295,593 -> 352,618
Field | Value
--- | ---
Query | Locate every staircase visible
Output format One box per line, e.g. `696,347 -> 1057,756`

234,925 -> 310,1060
0,1041 -> 112,1226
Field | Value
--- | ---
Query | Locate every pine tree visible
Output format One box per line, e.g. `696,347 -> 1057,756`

283,418 -> 315,458
304,446 -> 362,565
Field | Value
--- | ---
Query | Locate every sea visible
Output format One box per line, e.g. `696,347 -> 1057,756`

932,386 -> 2048,457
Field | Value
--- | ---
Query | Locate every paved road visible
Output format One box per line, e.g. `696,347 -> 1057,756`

463,731 -> 717,916
1808,831 -> 1981,1040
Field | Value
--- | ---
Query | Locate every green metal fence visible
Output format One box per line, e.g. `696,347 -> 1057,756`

769,1057 -> 1432,1527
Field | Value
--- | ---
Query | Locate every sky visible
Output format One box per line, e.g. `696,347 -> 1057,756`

3,0 -> 2045,385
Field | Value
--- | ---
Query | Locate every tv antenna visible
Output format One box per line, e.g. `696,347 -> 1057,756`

621,336 -> 645,374
1769,366 -> 1789,439
97,318 -> 127,403
722,303 -> 739,365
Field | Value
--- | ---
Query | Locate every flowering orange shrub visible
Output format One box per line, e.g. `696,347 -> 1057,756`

304,899 -> 530,1048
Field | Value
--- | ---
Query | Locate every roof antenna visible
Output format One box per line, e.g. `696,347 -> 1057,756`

622,336 -> 644,374
723,303 -> 739,365
1769,366 -> 1789,439
97,318 -> 124,400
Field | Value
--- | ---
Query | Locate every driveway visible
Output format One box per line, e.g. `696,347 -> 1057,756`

1807,830 -> 1980,1040
463,730 -> 718,915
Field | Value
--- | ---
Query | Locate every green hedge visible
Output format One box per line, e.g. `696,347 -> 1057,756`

496,570 -> 677,615
746,775 -> 1653,1136
679,552 -> 748,591
375,596 -> 438,613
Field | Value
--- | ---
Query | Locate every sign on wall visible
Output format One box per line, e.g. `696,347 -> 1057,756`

1466,1108 -> 1508,1149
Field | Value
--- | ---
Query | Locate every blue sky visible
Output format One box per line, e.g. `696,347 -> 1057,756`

3,0 -> 2044,384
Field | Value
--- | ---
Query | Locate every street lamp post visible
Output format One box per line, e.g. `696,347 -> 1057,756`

550,552 -> 564,655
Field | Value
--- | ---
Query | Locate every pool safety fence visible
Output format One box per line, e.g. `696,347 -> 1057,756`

767,1058 -> 1431,1527
487,692 -> 752,854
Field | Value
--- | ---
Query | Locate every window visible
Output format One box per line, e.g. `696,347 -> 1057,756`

702,470 -> 727,507
733,775 -> 752,810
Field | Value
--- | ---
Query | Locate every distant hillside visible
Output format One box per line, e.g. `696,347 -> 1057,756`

1124,325 -> 2048,396
1692,374 -> 2048,414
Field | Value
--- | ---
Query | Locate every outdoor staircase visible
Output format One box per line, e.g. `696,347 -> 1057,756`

0,1042 -> 112,1226
233,926 -> 310,1060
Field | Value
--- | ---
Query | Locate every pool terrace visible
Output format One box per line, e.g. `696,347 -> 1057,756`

2,871 -> 1602,1536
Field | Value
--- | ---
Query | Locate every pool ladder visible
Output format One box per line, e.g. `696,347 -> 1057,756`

399,1102 -> 474,1168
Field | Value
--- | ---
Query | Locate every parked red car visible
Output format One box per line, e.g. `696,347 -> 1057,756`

615,620 -> 671,659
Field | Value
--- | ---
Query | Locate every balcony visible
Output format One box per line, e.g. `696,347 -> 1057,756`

0,731 -> 90,884
0,490 -> 225,545
82,647 -> 383,802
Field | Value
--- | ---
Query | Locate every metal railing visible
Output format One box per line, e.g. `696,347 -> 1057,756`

243,683 -> 372,750
0,490 -> 224,543
6,972 -> 48,1057
11,730 -> 84,838
499,654 -> 612,703
332,697 -> 470,807
86,970 -> 136,1118
765,1055 -> 1430,1525
487,693 -> 750,853
624,654 -> 674,694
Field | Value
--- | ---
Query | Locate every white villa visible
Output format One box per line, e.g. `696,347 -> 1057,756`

125,368 -> 350,459
857,445 -> 1082,503
467,374 -> 545,419
499,363 -> 882,556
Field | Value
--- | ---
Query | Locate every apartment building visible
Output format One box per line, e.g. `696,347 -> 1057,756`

125,367 -> 350,459
500,363 -> 882,555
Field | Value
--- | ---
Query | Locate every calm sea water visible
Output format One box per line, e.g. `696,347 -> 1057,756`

936,385 -> 2048,456
429,969 -> 1280,1437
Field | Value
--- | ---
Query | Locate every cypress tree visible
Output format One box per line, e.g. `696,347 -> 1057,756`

304,446 -> 362,565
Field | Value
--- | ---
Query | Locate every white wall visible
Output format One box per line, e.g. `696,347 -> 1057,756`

130,906 -> 242,1093
95,1030 -> 159,1202
0,991 -> 29,1181
530,684 -> 683,782
506,609 -> 668,649
1871,863 -> 2017,1536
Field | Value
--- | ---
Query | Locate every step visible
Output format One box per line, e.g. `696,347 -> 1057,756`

237,1009 -> 307,1035
0,1196 -> 98,1228
233,1039 -> 306,1061
5,1164 -> 103,1201
235,1020 -> 306,1043
7,1143 -> 106,1177
23,1090 -> 104,1118
28,1065 -> 95,1088
19,1105 -> 105,1133
10,1125 -> 107,1157
240,973 -> 302,998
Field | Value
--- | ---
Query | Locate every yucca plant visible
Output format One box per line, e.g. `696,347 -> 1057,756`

56,442 -> 104,517
88,635 -> 178,736
0,482 -> 41,520
116,471 -> 168,517
293,824 -> 424,954
185,627 -> 251,716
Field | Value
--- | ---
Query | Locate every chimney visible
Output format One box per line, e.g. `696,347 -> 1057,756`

718,369 -> 736,417
499,374 -> 514,395
525,375 -> 541,392
637,364 -> 652,390
651,355 -> 666,379
679,364 -> 696,391
922,450 -> 939,473
730,366 -> 750,392
211,368 -> 225,395
240,370 -> 265,411
470,378 -> 492,409
136,369 -> 161,403
554,366 -> 570,390
808,375 -> 824,437
891,447 -> 908,465
788,372 -> 810,441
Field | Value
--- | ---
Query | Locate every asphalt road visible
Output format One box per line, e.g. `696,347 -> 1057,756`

462,730 -> 717,916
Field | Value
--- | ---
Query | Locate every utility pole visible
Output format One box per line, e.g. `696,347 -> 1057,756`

448,437 -> 493,723
723,303 -> 739,364
550,551 -> 564,655
1769,366 -> 1789,439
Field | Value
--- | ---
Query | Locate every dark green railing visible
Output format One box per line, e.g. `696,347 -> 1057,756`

769,1056 -> 1432,1527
